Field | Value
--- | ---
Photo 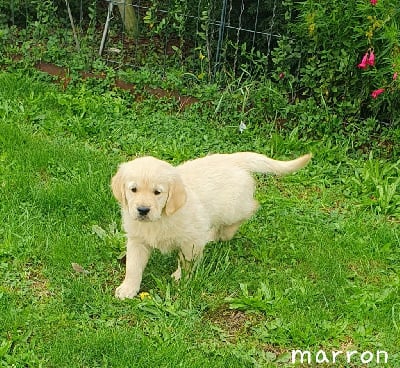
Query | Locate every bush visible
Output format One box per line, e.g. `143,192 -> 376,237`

272,0 -> 400,126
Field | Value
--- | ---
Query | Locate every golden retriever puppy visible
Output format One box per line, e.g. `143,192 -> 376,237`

111,152 -> 311,299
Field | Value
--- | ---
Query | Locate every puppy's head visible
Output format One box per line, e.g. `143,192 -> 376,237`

111,156 -> 186,221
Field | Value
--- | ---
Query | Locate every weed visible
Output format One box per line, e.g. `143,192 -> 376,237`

345,153 -> 400,217
225,283 -> 281,315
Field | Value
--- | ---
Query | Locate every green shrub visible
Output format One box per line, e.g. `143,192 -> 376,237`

272,0 -> 400,126
346,153 -> 400,217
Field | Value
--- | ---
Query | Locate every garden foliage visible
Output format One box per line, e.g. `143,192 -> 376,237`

273,0 -> 399,127
0,0 -> 399,144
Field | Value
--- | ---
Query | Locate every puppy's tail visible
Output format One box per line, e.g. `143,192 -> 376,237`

233,152 -> 312,176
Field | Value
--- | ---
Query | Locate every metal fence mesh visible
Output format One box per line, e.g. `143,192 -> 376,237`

3,0 -> 286,80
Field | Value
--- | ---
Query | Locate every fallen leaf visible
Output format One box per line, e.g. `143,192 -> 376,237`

71,263 -> 90,275
92,224 -> 107,239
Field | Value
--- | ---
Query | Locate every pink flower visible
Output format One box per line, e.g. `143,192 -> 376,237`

370,0 -> 377,5
393,72 -> 398,80
358,51 -> 376,69
358,53 -> 369,69
367,50 -> 375,66
279,72 -> 285,79
371,88 -> 385,98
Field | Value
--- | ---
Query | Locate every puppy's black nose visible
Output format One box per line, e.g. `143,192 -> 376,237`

137,206 -> 150,216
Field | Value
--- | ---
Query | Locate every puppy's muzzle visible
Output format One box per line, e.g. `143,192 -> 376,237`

137,206 -> 151,217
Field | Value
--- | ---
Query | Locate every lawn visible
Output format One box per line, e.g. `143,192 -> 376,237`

1,70 -> 399,367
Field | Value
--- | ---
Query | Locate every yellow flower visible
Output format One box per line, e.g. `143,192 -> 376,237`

308,23 -> 315,35
306,12 -> 316,36
139,292 -> 151,300
199,51 -> 205,61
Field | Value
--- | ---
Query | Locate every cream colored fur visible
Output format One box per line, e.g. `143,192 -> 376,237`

111,152 -> 312,299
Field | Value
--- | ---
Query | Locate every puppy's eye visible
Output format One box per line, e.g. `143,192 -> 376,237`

131,187 -> 137,193
154,190 -> 161,195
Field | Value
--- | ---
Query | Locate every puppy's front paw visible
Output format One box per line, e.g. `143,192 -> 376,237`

115,282 -> 139,299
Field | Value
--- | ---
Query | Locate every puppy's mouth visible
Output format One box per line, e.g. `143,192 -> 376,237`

128,208 -> 152,221
135,213 -> 162,222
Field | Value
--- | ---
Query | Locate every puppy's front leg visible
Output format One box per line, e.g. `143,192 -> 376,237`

115,238 -> 151,299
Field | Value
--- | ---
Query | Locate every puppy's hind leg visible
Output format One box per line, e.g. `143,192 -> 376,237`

217,221 -> 242,241
171,244 -> 204,281
218,199 -> 259,241
171,259 -> 183,281
171,252 -> 188,281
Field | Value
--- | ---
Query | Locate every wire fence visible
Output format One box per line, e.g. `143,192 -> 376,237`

3,0 -> 288,80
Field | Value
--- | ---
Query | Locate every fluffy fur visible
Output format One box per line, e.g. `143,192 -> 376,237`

111,152 -> 312,299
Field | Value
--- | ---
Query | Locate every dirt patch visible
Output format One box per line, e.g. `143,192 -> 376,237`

206,306 -> 262,339
35,61 -> 198,110
25,264 -> 52,299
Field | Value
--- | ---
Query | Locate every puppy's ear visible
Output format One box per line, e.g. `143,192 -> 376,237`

111,169 -> 126,206
165,175 -> 187,216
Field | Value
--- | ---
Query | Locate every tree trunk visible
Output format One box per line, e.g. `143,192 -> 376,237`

117,0 -> 138,37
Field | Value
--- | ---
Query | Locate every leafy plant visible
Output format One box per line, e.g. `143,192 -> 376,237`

225,283 -> 281,315
345,153 -> 400,217
136,285 -> 195,319
273,0 -> 400,125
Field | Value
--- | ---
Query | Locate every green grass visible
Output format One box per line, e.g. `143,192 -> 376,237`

1,70 -> 399,367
